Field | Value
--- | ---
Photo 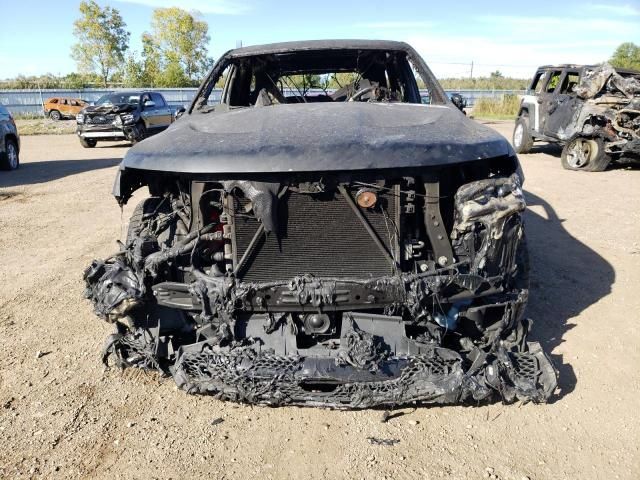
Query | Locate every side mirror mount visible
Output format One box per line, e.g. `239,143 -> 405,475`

175,106 -> 186,119
143,100 -> 156,109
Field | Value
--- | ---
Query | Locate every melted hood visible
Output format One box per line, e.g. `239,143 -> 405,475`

120,102 -> 513,174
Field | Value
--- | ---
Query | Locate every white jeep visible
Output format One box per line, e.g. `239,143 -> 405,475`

513,64 -> 640,171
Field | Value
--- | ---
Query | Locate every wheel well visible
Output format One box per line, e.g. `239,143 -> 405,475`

518,107 -> 529,118
5,133 -> 19,152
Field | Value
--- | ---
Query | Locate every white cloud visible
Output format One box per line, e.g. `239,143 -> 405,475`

399,13 -> 639,78
354,21 -> 434,29
477,14 -> 639,36
587,3 -> 640,16
113,0 -> 249,15
406,32 -> 623,78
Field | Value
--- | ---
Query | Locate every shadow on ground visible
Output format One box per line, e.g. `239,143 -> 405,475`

526,143 -> 640,171
524,191 -> 615,401
527,143 -> 562,156
95,142 -> 133,149
0,158 -> 122,188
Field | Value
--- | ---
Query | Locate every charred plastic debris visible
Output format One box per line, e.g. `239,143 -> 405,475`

83,40 -> 556,409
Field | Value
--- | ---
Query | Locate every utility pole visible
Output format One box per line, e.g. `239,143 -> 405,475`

236,40 -> 243,48
470,61 -> 474,80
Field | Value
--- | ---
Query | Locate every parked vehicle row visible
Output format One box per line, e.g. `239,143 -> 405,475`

1,91 -> 183,165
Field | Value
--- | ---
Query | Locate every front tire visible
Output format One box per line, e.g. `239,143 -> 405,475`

130,121 -> 147,144
513,116 -> 534,154
1,139 -> 19,170
49,110 -> 61,121
79,137 -> 97,148
561,136 -> 610,172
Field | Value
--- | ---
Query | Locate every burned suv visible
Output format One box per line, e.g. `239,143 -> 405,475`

76,91 -> 173,148
513,64 -> 640,171
84,40 -> 556,408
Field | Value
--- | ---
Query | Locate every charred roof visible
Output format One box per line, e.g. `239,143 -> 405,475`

226,39 -> 414,58
536,64 -> 640,75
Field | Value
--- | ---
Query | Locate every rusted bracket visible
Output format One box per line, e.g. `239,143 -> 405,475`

423,177 -> 454,267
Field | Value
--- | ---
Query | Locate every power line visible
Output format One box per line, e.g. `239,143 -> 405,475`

428,61 -> 539,68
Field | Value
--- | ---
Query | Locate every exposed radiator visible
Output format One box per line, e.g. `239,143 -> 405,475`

233,187 -> 399,282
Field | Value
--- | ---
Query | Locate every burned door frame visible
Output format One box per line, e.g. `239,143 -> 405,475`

537,69 -> 563,136
543,68 -> 581,139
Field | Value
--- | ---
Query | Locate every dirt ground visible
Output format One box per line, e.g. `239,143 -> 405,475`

1,123 -> 639,480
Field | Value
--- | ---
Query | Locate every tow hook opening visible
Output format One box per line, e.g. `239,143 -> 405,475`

299,379 -> 342,393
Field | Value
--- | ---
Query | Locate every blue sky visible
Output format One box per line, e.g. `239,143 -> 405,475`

0,0 -> 638,79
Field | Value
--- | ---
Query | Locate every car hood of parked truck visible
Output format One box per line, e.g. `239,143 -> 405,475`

83,103 -> 136,115
119,102 -> 513,173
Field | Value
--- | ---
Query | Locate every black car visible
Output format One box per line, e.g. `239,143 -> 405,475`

76,91 -> 173,148
0,104 -> 20,170
84,40 -> 556,408
449,92 -> 467,113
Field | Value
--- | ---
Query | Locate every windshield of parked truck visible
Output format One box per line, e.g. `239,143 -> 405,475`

95,93 -> 141,106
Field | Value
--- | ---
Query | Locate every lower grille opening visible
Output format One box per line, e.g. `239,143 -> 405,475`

299,379 -> 342,393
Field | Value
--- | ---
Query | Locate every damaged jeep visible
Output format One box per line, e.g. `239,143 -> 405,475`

84,40 -> 557,408
513,64 -> 640,171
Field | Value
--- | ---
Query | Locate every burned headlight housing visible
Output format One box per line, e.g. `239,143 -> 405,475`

76,113 -> 84,124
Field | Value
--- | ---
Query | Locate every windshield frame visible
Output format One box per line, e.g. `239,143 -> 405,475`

191,45 -> 448,113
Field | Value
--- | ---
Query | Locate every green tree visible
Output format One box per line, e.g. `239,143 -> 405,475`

71,0 -> 130,87
122,53 -> 144,87
285,73 -> 322,92
327,72 -> 360,89
62,72 -> 101,88
439,76 -> 529,90
149,8 -> 213,85
609,42 -> 640,70
158,60 -> 190,87
140,33 -> 162,86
